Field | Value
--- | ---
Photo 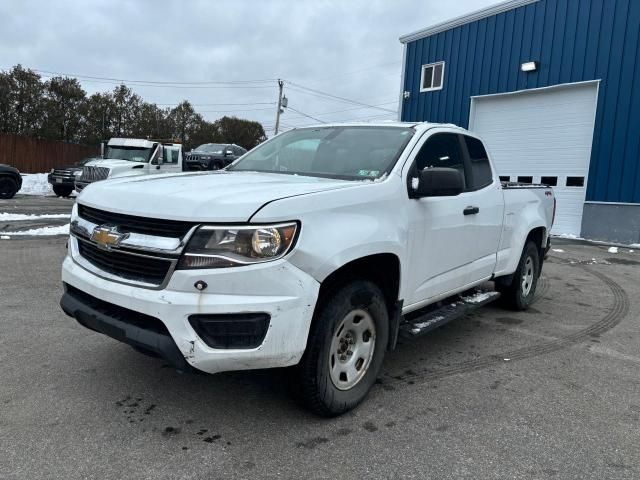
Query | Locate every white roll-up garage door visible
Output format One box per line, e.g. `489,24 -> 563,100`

469,81 -> 599,236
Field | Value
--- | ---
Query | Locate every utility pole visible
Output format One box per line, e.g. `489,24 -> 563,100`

274,79 -> 284,135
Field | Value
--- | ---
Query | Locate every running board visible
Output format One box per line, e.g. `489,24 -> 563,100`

399,289 -> 501,338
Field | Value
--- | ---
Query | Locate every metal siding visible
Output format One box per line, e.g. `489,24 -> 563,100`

401,0 -> 640,203
506,8 -> 525,90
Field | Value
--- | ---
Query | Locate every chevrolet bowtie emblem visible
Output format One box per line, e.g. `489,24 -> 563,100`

91,225 -> 129,250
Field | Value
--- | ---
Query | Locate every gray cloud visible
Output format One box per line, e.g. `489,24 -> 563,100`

1,0 -> 495,134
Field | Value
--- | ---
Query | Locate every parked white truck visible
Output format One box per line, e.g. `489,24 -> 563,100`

61,122 -> 555,416
74,138 -> 183,192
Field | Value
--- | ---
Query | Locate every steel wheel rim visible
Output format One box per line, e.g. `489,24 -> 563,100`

329,309 -> 376,391
522,256 -> 534,296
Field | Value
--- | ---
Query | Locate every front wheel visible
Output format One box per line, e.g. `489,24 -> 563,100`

52,185 -> 73,197
496,240 -> 540,310
295,280 -> 389,417
0,176 -> 18,199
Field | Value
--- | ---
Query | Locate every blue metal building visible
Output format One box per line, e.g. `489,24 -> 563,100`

399,0 -> 640,243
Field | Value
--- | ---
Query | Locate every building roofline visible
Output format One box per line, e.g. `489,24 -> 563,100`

399,0 -> 540,44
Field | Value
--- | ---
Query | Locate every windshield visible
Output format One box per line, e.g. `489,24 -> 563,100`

228,126 -> 414,180
194,143 -> 226,154
104,145 -> 155,163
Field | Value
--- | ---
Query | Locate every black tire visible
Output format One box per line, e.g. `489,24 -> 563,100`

295,280 -> 389,417
52,185 -> 73,197
0,176 -> 18,199
211,161 -> 224,170
496,240 -> 540,310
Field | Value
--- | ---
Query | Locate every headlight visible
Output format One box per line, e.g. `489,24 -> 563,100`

178,222 -> 298,269
200,155 -> 212,160
73,170 -> 83,177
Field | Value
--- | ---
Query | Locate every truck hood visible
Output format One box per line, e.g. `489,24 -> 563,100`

86,159 -> 144,168
77,171 -> 355,222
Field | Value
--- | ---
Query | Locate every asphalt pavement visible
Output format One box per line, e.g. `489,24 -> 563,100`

0,196 -> 639,479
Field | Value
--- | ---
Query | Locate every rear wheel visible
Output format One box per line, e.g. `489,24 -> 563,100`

0,176 -> 18,199
496,240 -> 540,310
52,185 -> 73,197
295,280 -> 389,417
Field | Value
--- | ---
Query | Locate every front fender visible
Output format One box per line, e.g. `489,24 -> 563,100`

250,180 -> 408,284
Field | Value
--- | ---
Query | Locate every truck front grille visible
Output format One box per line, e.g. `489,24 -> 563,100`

52,169 -> 75,178
80,166 -> 110,182
77,239 -> 174,286
78,205 -> 193,238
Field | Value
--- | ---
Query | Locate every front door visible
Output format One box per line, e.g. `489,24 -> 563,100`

405,129 -> 502,306
158,146 -> 182,174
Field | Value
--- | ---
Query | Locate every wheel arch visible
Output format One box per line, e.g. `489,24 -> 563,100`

314,253 -> 402,351
525,226 -> 547,269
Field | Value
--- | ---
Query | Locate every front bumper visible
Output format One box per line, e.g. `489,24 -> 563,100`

61,247 -> 320,374
48,174 -> 76,186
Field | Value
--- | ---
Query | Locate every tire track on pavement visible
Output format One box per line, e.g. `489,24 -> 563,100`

384,266 -> 629,385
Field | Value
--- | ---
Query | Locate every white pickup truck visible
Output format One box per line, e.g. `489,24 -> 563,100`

61,122 -> 555,416
74,138 -> 183,192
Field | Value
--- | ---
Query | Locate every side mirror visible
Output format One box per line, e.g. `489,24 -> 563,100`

225,150 -> 233,156
410,167 -> 464,198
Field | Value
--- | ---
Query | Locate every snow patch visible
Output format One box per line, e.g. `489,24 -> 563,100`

1,235 -> 9,240
19,173 -> 53,196
0,212 -> 70,221
411,316 -> 445,334
2,224 -> 69,236
608,246 -> 618,253
555,233 -> 580,239
461,291 -> 498,304
551,248 -> 565,253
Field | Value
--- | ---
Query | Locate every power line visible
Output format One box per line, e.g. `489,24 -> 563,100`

282,101 -> 398,122
30,68 -> 275,85
37,74 -> 273,89
285,82 -> 396,113
285,106 -> 326,124
197,107 -> 275,113
156,101 -> 276,107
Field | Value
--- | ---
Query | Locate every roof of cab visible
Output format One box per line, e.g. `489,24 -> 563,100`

107,138 -> 157,148
288,121 -> 464,133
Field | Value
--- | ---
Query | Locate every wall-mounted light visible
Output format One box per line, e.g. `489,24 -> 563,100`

403,91 -> 411,99
521,61 -> 538,72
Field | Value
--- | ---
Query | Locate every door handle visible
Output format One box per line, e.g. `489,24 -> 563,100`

463,206 -> 480,215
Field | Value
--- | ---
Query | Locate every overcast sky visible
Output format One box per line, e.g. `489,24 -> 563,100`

1,0 -> 496,135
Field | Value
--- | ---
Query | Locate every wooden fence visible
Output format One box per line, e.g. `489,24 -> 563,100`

0,134 -> 99,173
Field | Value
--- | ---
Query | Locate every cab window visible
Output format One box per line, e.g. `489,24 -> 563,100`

413,133 -> 466,190
462,136 -> 493,190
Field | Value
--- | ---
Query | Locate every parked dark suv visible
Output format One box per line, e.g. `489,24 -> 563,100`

184,143 -> 246,171
0,164 -> 22,199
48,157 -> 96,197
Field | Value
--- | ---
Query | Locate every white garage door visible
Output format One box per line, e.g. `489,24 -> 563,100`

469,81 -> 599,236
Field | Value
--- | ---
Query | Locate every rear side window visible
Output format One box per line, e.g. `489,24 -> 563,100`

414,133 -> 466,189
463,136 -> 493,190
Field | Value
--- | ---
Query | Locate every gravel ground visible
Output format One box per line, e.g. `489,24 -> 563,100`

0,197 -> 639,479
